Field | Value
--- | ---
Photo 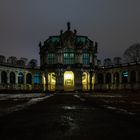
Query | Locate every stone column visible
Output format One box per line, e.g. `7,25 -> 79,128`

57,53 -> 60,63
0,70 -> 1,84
61,51 -> 63,64
111,73 -> 114,84
90,72 -> 93,92
60,74 -> 64,91
56,70 -> 63,91
74,70 -> 82,91
23,72 -> 26,90
128,71 -> 130,83
94,72 -> 98,84
15,71 -> 18,90
103,73 -> 106,84
75,52 -> 78,63
119,72 -> 122,90
24,72 -> 26,84
41,72 -> 46,92
90,53 -> 93,63
119,72 -> 122,84
7,71 -> 10,84
110,72 -> 113,90
15,71 -> 18,84
136,70 -> 139,82
79,53 -> 82,64
45,72 -> 48,91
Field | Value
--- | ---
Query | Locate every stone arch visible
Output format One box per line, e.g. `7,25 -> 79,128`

18,72 -> 24,84
105,73 -> 112,84
97,73 -> 104,84
26,73 -> 32,84
82,72 -> 90,91
64,71 -> 74,91
1,71 -> 7,84
113,72 -> 119,84
34,72 -> 40,85
48,72 -> 56,91
130,71 -> 136,83
10,72 -> 16,84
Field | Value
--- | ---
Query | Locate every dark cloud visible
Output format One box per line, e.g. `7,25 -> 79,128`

0,0 -> 140,64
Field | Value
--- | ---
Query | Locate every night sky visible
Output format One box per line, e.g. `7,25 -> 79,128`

0,0 -> 140,65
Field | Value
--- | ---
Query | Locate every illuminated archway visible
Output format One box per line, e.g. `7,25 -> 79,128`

82,72 -> 90,91
64,71 -> 74,91
48,73 -> 56,91
82,72 -> 95,91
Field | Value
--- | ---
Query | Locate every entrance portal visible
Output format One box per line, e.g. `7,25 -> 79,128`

48,73 -> 56,91
64,71 -> 74,91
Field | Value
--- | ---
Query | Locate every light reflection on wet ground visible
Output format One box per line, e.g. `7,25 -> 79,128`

59,104 -> 96,136
62,105 -> 95,111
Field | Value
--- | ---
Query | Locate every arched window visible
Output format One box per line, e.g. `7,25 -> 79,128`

105,73 -> 112,84
10,72 -> 15,84
130,71 -> 136,83
1,71 -> 7,84
97,73 -> 104,84
122,71 -> 128,83
18,72 -> 24,84
113,72 -> 119,84
47,53 -> 56,64
82,50 -> 90,65
34,73 -> 40,85
26,73 -> 32,84
64,48 -> 75,64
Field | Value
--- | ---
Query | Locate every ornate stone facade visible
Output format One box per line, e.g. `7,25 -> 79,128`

95,62 -> 140,91
39,22 -> 98,91
0,63 -> 44,92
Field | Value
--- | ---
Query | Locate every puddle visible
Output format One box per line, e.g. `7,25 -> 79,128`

62,105 -> 95,111
62,106 -> 77,110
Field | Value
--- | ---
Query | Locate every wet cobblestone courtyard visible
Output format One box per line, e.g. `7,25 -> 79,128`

0,93 -> 140,140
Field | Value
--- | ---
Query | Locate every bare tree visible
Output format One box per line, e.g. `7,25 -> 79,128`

0,55 -> 6,64
123,43 -> 140,62
20,57 -> 28,65
17,60 -> 25,67
7,56 -> 17,65
103,58 -> 112,66
97,59 -> 101,66
113,57 -> 122,65
28,59 -> 38,68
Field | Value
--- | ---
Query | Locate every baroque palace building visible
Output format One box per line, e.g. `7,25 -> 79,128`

39,22 -> 98,92
0,22 -> 140,93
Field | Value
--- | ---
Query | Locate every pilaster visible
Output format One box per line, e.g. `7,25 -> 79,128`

7,71 -> 10,84
0,70 -> 1,84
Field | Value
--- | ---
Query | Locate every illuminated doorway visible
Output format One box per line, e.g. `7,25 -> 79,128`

48,73 -> 56,91
82,72 -> 90,91
64,71 -> 74,91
